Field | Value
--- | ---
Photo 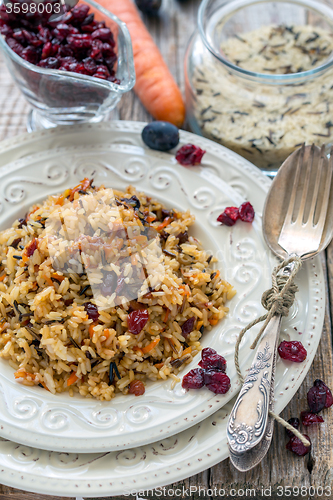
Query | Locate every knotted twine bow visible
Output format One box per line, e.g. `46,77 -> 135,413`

234,255 -> 311,447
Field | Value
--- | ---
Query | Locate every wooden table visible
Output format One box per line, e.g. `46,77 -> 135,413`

0,1 -> 332,498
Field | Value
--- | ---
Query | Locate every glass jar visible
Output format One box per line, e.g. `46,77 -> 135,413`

185,0 -> 333,175
0,0 -> 135,131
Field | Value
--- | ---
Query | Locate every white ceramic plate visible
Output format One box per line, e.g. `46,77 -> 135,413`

0,124 -> 325,493
0,123 -> 277,453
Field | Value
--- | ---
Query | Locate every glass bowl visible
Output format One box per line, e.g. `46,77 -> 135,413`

0,0 -> 135,130
185,0 -> 333,175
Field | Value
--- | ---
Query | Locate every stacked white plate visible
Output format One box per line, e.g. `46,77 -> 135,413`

0,122 -> 325,497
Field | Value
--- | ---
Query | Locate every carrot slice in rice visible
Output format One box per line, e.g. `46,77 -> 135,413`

157,217 -> 171,231
142,337 -> 160,354
182,346 -> 192,356
0,273 -> 6,281
67,371 -> 79,386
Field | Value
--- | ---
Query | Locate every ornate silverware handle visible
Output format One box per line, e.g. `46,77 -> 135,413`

227,314 -> 282,454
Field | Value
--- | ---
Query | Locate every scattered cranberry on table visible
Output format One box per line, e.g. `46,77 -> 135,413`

307,379 -> 331,413
176,144 -> 206,166
278,340 -> 307,362
286,434 -> 311,456
285,417 -> 300,438
182,347 -> 230,394
0,3 -> 119,82
300,411 -> 324,426
217,202 -> 255,226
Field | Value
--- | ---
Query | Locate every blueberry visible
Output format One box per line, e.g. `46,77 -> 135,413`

142,121 -> 179,151
135,0 -> 162,15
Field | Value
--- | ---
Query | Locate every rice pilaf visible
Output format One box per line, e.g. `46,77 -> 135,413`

0,179 -> 235,400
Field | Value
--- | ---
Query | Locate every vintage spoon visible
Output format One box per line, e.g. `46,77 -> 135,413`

227,144 -> 333,471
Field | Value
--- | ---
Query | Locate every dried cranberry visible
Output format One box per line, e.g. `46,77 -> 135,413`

199,353 -> 226,372
182,368 -> 204,390
41,41 -> 53,59
128,379 -> 145,396
67,34 -> 92,50
204,371 -> 230,394
300,411 -> 324,426
238,202 -> 255,223
286,417 -> 300,438
84,302 -> 99,322
37,26 -> 51,43
286,434 -> 311,456
71,4 -> 90,22
127,309 -> 149,335
175,144 -> 206,166
81,13 -> 94,26
278,340 -> 307,363
12,29 -> 26,45
89,38 -> 103,60
307,381 -> 327,413
25,238 -> 37,257
217,207 -> 239,227
21,46 -> 39,64
6,37 -> 24,56
91,28 -> 113,42
201,347 -> 217,359
83,57 -> 96,75
181,317 -> 196,337
38,57 -> 60,69
53,23 -> 70,41
314,379 -> 333,408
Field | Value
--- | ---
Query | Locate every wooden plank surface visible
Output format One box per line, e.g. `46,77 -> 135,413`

0,0 -> 332,498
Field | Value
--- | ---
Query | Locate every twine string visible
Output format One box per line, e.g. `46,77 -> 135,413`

234,255 -> 310,447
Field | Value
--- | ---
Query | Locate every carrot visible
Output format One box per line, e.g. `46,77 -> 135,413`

90,0 -> 185,126
209,318 -> 219,326
182,346 -> 192,356
0,273 -> 6,281
146,215 -> 156,223
154,362 -> 164,369
69,177 -> 91,202
43,275 -> 54,287
67,371 -> 79,386
163,308 -> 170,323
142,337 -> 160,354
157,217 -> 171,231
89,324 -> 96,338
52,273 -> 65,282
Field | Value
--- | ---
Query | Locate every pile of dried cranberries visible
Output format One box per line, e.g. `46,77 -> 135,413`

0,2 -> 119,82
182,347 -> 230,394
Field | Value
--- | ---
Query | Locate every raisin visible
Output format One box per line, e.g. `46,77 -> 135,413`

204,371 -> 230,394
177,231 -> 189,244
307,381 -> 327,413
300,411 -> 324,426
182,368 -> 205,390
84,302 -> 99,322
314,379 -> 333,408
128,380 -> 145,396
181,316 -> 196,337
286,435 -> 311,456
217,207 -> 239,226
199,353 -> 226,372
18,218 -> 27,228
285,417 -> 300,438
238,202 -> 255,222
278,340 -> 307,362
175,144 -> 206,166
127,309 -> 149,335
10,238 -> 21,249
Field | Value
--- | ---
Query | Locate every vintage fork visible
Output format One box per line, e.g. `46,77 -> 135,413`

227,144 -> 333,471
